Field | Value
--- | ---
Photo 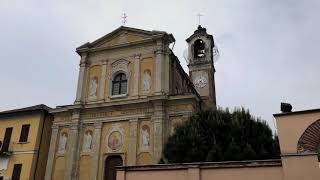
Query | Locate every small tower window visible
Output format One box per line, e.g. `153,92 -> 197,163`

194,39 -> 206,58
112,73 -> 127,95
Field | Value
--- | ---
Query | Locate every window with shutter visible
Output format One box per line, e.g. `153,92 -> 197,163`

12,164 -> 22,180
1,127 -> 13,152
19,124 -> 30,143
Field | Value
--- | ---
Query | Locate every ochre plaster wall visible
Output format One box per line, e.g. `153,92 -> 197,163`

0,113 -> 49,179
52,156 -> 65,180
0,114 -> 42,151
79,155 -> 91,180
5,154 -> 37,180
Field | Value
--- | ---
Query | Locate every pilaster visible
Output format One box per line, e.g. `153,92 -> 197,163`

128,118 -> 138,165
64,111 -> 81,180
44,124 -> 59,180
163,48 -> 170,94
154,40 -> 164,95
98,60 -> 108,101
75,53 -> 88,104
132,54 -> 141,97
152,100 -> 165,163
90,121 -> 103,180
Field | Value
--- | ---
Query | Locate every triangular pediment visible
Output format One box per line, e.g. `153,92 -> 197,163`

95,32 -> 148,48
78,26 -> 168,50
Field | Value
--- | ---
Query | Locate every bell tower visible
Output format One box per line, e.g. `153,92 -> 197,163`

186,25 -> 217,109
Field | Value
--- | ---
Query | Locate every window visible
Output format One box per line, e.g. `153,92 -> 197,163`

12,164 -> 22,180
112,73 -> 127,95
1,127 -> 13,152
19,124 -> 30,143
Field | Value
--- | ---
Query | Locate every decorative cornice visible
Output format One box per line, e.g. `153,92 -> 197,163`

77,37 -> 162,55
50,94 -> 199,115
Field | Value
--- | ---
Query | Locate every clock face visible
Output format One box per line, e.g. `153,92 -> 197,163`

194,75 -> 207,88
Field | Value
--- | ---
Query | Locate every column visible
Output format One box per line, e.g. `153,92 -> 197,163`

72,123 -> 83,180
64,112 -> 81,180
132,54 -> 141,97
128,119 -> 138,165
152,100 -> 165,162
44,124 -> 59,180
75,53 -> 88,104
98,60 -> 108,101
154,40 -> 163,95
90,122 -> 103,180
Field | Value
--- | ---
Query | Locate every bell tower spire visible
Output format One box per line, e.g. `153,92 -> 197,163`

186,26 -> 217,109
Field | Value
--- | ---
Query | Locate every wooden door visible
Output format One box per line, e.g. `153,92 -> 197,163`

104,156 -> 123,180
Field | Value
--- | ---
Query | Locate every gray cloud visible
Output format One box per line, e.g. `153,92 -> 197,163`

1,0 -> 319,131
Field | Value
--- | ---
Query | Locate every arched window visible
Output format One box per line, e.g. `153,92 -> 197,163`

297,119 -> 320,153
194,39 -> 206,58
112,73 -> 127,95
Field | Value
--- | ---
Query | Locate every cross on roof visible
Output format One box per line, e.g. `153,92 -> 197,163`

122,13 -> 128,25
197,13 -> 203,25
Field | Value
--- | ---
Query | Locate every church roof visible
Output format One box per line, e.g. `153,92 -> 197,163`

76,26 -> 175,54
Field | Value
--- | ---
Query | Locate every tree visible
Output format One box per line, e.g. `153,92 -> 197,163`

161,108 -> 280,163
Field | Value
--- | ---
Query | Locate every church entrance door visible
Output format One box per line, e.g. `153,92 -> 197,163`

104,155 -> 123,180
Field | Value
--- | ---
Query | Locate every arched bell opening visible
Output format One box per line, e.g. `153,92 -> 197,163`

194,39 -> 206,58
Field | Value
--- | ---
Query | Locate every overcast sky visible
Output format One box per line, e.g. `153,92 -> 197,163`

1,0 -> 319,131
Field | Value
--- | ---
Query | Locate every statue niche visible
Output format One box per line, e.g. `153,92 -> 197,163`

58,132 -> 68,154
143,70 -> 151,93
89,76 -> 98,99
140,125 -> 150,152
82,130 -> 93,152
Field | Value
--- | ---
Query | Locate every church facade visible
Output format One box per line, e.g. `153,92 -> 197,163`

44,26 -> 217,180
